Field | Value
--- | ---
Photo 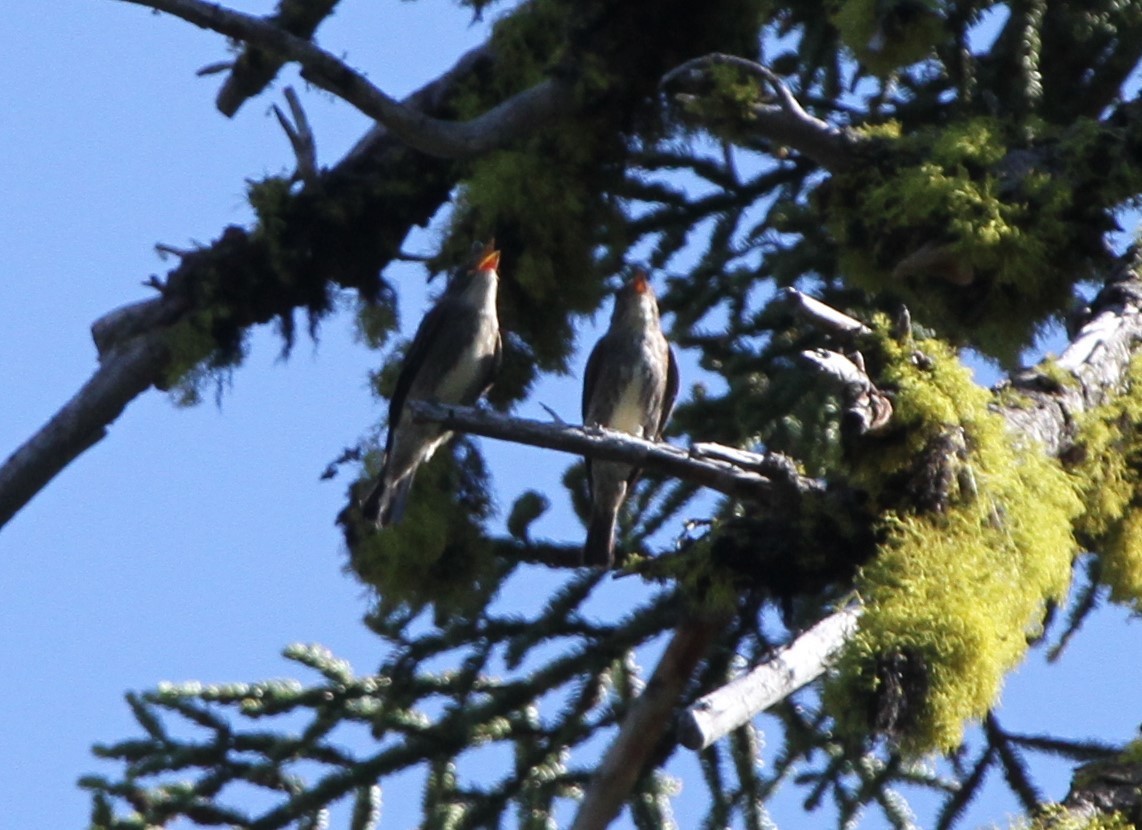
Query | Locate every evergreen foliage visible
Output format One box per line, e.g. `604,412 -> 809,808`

85,0 -> 1142,827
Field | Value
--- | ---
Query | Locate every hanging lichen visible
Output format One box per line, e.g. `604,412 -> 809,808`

827,325 -> 1080,754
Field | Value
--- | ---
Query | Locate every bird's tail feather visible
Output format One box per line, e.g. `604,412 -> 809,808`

583,509 -> 616,568
361,471 -> 416,529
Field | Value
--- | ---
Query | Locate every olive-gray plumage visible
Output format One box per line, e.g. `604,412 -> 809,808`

581,270 -> 678,567
362,246 -> 502,527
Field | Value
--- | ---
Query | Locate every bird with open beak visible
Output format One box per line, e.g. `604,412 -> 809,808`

362,242 -> 503,528
581,269 -> 679,567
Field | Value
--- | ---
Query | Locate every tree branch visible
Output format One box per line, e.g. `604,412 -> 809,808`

115,0 -> 574,159
0,333 -> 170,527
661,53 -> 858,171
405,401 -> 823,505
999,252 -> 1142,455
214,0 -> 341,117
0,32 -> 506,533
679,607 -> 860,750
674,261 -> 1142,751
570,615 -> 726,830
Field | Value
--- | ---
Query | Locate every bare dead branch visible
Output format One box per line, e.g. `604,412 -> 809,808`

115,0 -> 574,159
405,401 -> 823,505
801,347 -> 894,436
780,287 -> 872,336
273,86 -> 318,184
661,53 -> 858,171
999,253 -> 1142,455
570,615 -> 727,830
679,607 -> 861,751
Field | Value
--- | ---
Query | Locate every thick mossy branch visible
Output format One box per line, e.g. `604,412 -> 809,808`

827,326 -> 1080,754
1067,355 -> 1142,611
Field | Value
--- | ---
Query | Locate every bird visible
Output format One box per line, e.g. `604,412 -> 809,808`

581,268 -> 679,567
361,241 -> 503,528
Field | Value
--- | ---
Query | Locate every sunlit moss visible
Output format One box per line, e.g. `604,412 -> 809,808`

346,448 -> 500,620
827,326 -> 1080,754
1016,803 -> 1134,830
823,116 -> 1123,364
1069,356 -> 1142,612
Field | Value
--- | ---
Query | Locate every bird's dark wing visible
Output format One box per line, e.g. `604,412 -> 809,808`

486,330 -> 503,396
657,345 -> 680,439
385,297 -> 452,455
581,336 -> 607,423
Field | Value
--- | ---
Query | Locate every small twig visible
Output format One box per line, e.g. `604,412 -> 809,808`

154,243 -> 193,259
272,86 -> 318,183
195,60 -> 234,76
538,402 -> 568,425
679,607 -> 861,750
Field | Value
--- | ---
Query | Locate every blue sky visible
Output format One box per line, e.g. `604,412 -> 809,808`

2,3 -> 1139,829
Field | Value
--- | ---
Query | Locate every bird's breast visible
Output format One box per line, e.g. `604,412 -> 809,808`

434,310 -> 498,401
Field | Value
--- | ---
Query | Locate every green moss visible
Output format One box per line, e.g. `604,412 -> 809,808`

346,448 -> 500,620
823,117 -> 1101,364
1017,804 -> 1135,830
831,0 -> 944,77
1069,356 -> 1142,612
827,327 -> 1080,754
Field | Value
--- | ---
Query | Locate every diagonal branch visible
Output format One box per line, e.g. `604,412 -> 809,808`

0,33 -> 512,534
675,261 -> 1142,750
115,0 -> 574,159
0,333 -> 172,528
678,607 -> 861,751
570,615 -> 727,830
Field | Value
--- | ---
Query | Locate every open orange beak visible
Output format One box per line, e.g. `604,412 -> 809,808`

476,242 -> 501,272
631,268 -> 649,294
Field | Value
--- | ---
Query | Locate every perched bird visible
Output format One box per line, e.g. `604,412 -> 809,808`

581,269 -> 679,567
361,242 -> 503,527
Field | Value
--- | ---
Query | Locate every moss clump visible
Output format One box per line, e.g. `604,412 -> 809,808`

1016,804 -> 1134,830
831,0 -> 945,77
1069,356 -> 1142,612
823,117 -> 1094,364
827,326 -> 1080,754
346,445 -> 500,620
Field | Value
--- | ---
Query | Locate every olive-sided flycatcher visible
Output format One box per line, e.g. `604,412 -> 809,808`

362,243 -> 503,527
581,269 -> 678,567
